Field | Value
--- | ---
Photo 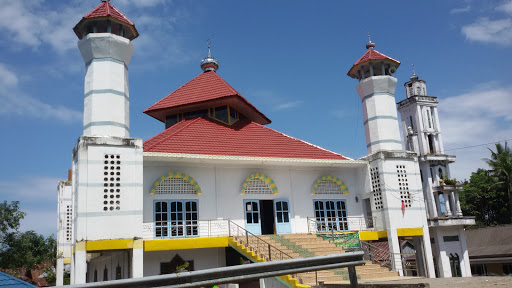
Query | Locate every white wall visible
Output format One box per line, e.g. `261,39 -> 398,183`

142,159 -> 369,236
143,248 -> 226,276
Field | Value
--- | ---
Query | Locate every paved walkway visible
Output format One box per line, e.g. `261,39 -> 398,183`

357,276 -> 512,288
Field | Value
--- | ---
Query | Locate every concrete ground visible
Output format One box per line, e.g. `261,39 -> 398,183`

356,276 -> 512,288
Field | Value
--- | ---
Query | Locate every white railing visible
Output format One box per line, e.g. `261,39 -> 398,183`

307,216 -> 376,233
142,219 -> 230,239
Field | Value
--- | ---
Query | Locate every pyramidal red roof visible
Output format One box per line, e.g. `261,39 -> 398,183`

143,117 -> 351,161
83,1 -> 134,25
353,49 -> 399,66
348,48 -> 400,77
144,71 -> 271,124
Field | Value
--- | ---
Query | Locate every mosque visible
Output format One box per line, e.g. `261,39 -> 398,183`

56,1 -> 475,286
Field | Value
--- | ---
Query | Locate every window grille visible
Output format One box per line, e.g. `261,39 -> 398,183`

155,200 -> 198,238
65,205 -> 72,241
371,167 -> 383,210
245,178 -> 272,194
315,180 -> 343,194
397,165 -> 412,208
103,154 -> 121,212
155,177 -> 196,194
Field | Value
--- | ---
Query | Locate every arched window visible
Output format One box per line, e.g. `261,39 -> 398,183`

103,265 -> 108,281
150,172 -> 201,194
242,173 -> 278,194
313,176 -> 349,194
449,253 -> 462,277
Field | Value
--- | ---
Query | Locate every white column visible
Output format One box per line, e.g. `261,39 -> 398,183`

458,228 -> 472,277
422,226 -> 436,278
70,253 -> 75,284
454,192 -> 463,216
132,239 -> 144,278
387,228 -> 404,276
75,242 -> 87,284
434,193 -> 442,217
443,192 -> 451,216
56,257 -> 64,286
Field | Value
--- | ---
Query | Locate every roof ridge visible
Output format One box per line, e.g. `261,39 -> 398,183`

250,122 -> 353,160
211,71 -> 240,96
143,72 -> 206,113
144,117 -> 203,151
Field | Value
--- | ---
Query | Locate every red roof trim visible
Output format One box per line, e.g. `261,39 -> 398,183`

348,49 -> 400,77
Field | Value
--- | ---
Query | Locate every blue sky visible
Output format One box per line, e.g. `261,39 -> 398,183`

0,0 -> 511,236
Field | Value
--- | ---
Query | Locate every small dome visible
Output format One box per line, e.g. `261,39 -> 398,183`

410,73 -> 419,81
366,40 -> 375,49
201,56 -> 219,72
200,41 -> 219,72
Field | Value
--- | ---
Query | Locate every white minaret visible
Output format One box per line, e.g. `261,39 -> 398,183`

348,38 -> 402,154
348,39 -> 436,278
74,0 -> 138,137
68,1 -> 144,284
397,69 -> 475,278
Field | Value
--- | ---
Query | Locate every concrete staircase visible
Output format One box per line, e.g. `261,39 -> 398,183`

257,234 -> 399,286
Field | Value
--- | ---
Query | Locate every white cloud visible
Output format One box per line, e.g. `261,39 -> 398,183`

116,0 -> 167,8
249,89 -> 304,111
451,5 -> 471,14
0,176 -> 60,236
438,84 -> 512,180
497,1 -> 512,14
0,63 -> 82,122
462,18 -> 512,45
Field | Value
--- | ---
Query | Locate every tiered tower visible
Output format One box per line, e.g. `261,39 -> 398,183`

68,1 -> 144,284
397,69 -> 475,277
348,39 -> 435,277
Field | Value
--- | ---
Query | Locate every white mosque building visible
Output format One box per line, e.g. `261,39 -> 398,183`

56,1 -> 475,286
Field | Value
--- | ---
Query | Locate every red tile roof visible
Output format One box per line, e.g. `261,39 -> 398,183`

143,117 -> 351,160
347,49 -> 400,77
353,49 -> 399,67
83,1 -> 134,26
144,71 -> 271,124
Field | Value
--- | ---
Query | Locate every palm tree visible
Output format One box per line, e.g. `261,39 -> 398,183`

484,142 -> 512,222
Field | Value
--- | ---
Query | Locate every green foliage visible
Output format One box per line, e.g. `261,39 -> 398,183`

43,266 -> 56,286
0,201 -> 25,237
484,142 -> 512,221
460,169 -> 509,227
0,231 -> 57,270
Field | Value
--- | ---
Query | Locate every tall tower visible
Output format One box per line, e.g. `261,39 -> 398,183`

347,39 -> 402,154
397,70 -> 475,277
68,1 -> 144,284
73,0 -> 138,137
348,39 -> 435,278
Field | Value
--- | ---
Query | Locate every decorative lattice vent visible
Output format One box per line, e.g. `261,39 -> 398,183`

103,154 -> 121,211
155,177 -> 196,194
315,180 -> 342,194
397,165 -> 411,208
66,205 -> 72,241
371,167 -> 383,210
245,178 -> 272,194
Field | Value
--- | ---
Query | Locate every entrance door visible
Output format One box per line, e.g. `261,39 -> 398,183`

244,200 -> 276,235
274,200 -> 291,234
244,200 -> 261,235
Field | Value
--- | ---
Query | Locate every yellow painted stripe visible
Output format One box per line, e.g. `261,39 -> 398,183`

76,241 -> 86,251
144,236 -> 229,251
397,227 -> 423,237
86,239 -> 133,251
63,257 -> 71,264
359,230 -> 388,241
133,239 -> 144,249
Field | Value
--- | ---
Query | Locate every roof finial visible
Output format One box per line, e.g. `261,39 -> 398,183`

366,32 -> 375,49
410,64 -> 419,81
207,38 -> 212,58
201,38 -> 219,72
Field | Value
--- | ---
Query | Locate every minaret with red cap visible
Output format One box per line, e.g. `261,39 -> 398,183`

73,0 -> 139,137
347,36 -> 402,154
67,1 -> 144,285
347,37 -> 437,278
